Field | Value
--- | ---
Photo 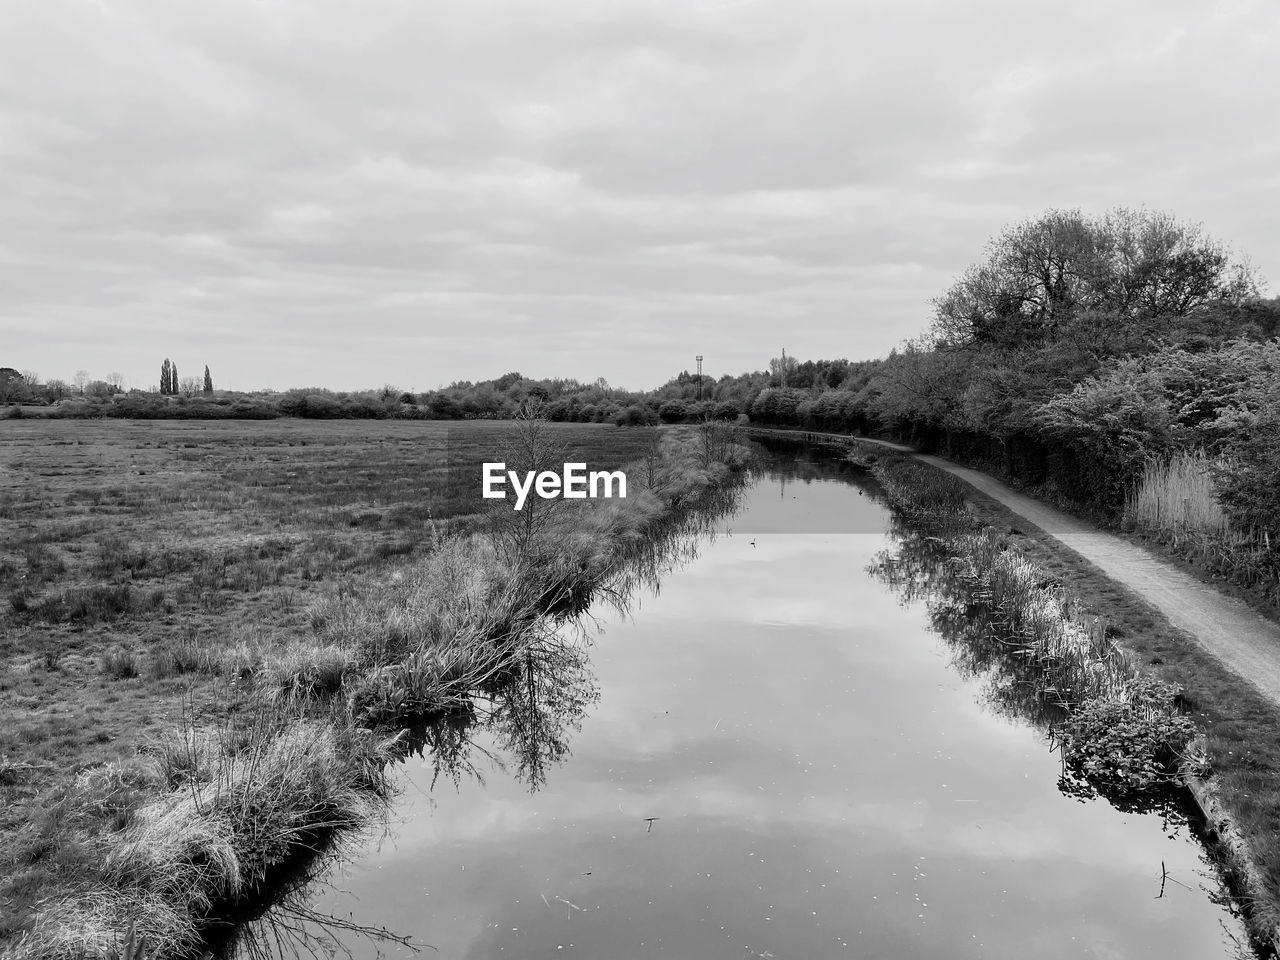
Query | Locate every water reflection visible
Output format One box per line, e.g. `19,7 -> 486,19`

870,518 -> 1200,819
223,444 -> 1254,960
214,477 -> 751,958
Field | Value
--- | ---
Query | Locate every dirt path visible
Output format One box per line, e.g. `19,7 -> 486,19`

845,434 -> 1280,705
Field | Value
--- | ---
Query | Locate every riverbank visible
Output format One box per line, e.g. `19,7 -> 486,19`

862,442 -> 1280,952
2,422 -> 751,958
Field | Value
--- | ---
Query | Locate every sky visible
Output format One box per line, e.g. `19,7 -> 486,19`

2,0 -> 1278,393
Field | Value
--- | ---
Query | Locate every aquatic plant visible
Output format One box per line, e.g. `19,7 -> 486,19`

870,454 -> 975,535
1058,675 -> 1196,792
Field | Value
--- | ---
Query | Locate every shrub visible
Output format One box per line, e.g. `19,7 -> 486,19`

1059,676 -> 1195,793
614,404 -> 658,427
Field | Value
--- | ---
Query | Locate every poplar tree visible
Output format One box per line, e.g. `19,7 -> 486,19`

171,362 -> 178,393
160,359 -> 171,395
203,365 -> 213,394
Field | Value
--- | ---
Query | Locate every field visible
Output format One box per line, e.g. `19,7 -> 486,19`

0,418 -> 661,937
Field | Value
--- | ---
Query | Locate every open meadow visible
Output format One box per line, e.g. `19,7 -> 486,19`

0,417 -> 661,937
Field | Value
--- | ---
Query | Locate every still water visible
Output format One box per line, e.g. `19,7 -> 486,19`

252,447 -> 1250,959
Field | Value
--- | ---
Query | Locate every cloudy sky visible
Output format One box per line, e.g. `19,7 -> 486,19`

3,0 -> 1278,392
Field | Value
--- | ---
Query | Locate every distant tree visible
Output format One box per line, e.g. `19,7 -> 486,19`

171,362 -> 178,393
160,359 -> 172,395
86,380 -> 116,398
658,399 -> 690,423
768,351 -> 799,387
202,366 -> 213,394
178,376 -> 200,398
74,369 -> 91,395
107,371 -> 124,391
0,368 -> 20,403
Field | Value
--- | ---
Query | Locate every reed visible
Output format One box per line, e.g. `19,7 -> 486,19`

1125,452 -> 1233,542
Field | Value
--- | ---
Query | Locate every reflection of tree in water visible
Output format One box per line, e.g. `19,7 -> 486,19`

870,516 -> 1191,820
489,642 -> 600,791
749,436 -> 883,490
401,485 -> 750,795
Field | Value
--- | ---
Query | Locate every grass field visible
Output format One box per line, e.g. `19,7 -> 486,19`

0,418 -> 662,940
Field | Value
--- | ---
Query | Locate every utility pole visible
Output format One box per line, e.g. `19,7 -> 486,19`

695,355 -> 703,401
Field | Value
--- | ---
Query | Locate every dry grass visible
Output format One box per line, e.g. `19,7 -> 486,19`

1125,452 -> 1233,541
8,714 -> 400,960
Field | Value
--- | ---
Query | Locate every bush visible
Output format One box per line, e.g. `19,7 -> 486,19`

1059,676 -> 1195,793
614,404 -> 658,427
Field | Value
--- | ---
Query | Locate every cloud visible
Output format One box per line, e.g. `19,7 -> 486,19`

2,0 -> 1277,389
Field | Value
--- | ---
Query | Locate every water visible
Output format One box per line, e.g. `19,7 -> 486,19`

242,446 -> 1251,959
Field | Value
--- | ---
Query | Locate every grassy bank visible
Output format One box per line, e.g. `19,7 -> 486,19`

868,448 -> 1280,951
0,419 -> 749,955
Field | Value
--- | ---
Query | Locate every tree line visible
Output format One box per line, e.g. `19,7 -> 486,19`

6,206 -> 1278,583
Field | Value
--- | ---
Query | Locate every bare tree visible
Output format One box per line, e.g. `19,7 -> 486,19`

73,369 -> 90,395
486,404 -> 571,564
178,376 -> 201,398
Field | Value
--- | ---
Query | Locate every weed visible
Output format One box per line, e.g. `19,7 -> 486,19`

101,648 -> 140,680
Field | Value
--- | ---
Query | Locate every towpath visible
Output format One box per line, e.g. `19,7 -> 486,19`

752,427 -> 1280,705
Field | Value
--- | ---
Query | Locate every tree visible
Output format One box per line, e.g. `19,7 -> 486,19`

931,208 -> 1260,349
178,376 -> 200,398
74,369 -> 91,395
160,359 -> 172,395
203,366 -> 213,394
0,368 -> 21,403
171,362 -> 178,393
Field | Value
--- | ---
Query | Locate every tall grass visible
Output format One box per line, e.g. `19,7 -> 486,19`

1123,451 -> 1280,597
954,528 -> 1133,709
10,714 -> 399,960
1125,452 -> 1233,542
